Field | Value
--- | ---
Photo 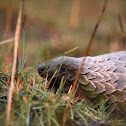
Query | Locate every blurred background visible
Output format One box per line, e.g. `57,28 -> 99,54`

0,0 -> 126,67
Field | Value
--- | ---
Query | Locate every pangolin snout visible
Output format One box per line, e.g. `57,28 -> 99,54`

38,65 -> 46,76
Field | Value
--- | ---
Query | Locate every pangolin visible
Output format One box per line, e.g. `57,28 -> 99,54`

38,51 -> 126,105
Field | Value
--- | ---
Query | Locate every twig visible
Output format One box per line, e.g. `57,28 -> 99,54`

6,0 -> 24,123
0,38 -> 14,46
118,14 -> 126,50
62,0 -> 108,126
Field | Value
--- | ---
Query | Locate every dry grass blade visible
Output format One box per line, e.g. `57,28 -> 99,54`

84,0 -> 108,56
68,85 -> 72,94
118,14 -> 126,50
72,97 -> 79,107
44,72 -> 48,91
69,0 -> 80,29
46,70 -> 58,90
6,0 -> 24,123
0,38 -> 14,46
5,6 -> 12,38
62,0 -> 108,126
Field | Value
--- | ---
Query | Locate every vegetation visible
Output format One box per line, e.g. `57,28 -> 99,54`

0,0 -> 126,126
0,54 -> 125,126
0,45 -> 126,126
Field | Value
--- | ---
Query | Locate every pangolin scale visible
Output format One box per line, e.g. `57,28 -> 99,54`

38,51 -> 126,104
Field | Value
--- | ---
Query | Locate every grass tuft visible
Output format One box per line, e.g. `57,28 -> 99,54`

0,53 -> 125,126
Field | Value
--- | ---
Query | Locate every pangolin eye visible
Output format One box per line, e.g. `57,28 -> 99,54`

60,67 -> 66,72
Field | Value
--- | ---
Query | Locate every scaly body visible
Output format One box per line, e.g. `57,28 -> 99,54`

38,51 -> 126,104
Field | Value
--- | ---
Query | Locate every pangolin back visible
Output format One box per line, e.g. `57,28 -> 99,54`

79,51 -> 126,103
38,51 -> 126,104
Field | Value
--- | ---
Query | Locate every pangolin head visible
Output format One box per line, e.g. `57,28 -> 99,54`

38,56 -> 81,90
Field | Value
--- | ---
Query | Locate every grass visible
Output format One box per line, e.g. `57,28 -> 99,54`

0,51 -> 125,126
0,1 -> 126,125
